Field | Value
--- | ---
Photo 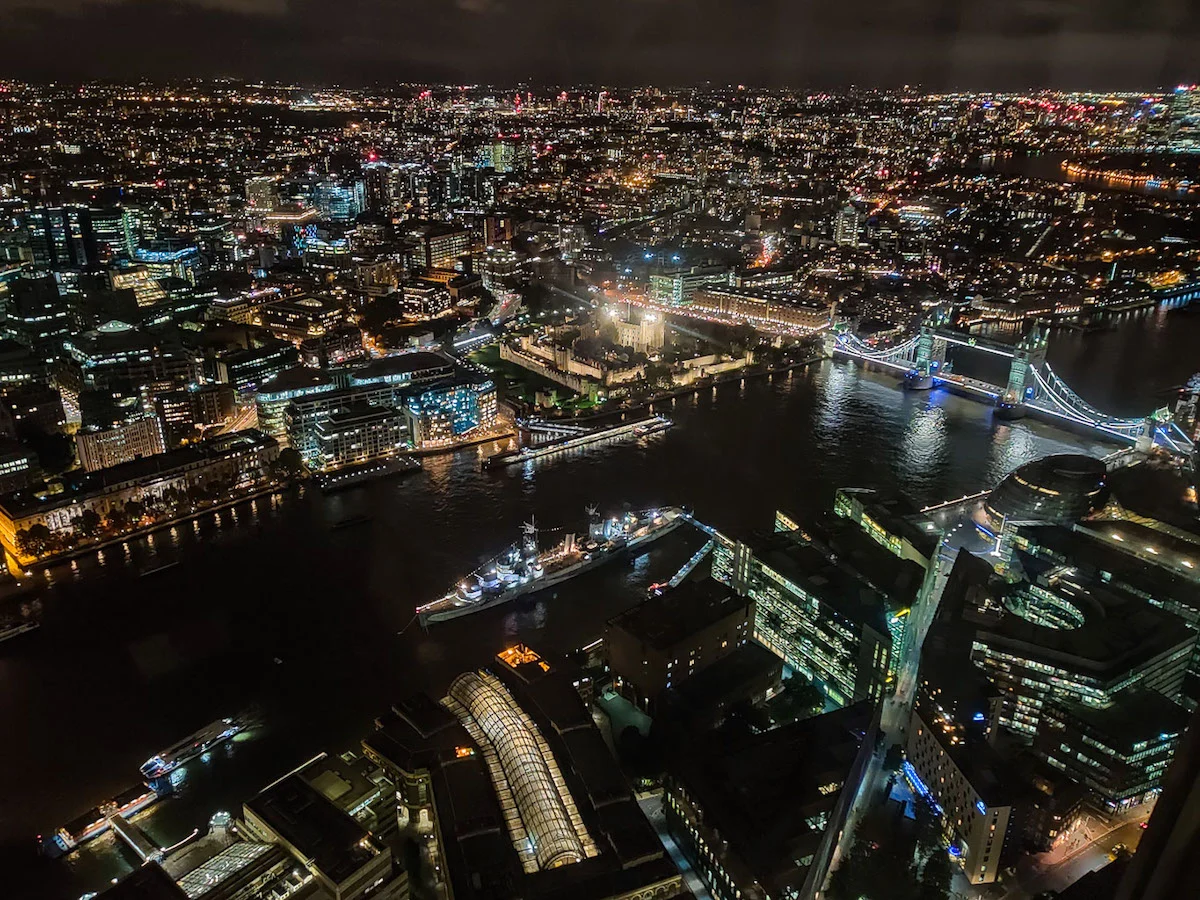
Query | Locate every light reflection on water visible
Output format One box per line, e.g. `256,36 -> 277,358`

1,344 -> 1176,897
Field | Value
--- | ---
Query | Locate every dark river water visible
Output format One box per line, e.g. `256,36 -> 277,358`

4,303 -> 1199,899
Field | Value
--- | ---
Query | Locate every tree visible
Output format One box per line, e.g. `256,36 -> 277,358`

16,523 -> 52,558
124,500 -> 145,521
920,850 -> 953,899
74,508 -> 102,537
106,507 -> 129,531
643,362 -> 674,391
274,447 -> 305,478
913,796 -> 945,859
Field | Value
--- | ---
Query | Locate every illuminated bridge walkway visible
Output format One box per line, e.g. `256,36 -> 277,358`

830,310 -> 1195,458
105,811 -> 163,863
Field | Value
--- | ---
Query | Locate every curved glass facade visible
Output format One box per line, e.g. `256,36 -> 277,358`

447,671 -> 591,871
985,454 -> 1109,527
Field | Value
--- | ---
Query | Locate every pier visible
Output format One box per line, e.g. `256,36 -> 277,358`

484,416 -> 672,469
106,811 -> 163,863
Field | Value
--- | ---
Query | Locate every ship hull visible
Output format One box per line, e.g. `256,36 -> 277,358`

423,515 -> 683,623
140,721 -> 240,780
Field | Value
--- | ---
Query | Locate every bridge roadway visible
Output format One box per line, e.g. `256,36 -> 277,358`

106,810 -> 163,862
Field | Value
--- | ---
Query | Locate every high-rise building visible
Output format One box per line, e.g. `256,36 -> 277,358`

834,203 -> 862,247
362,162 -> 394,214
24,205 -> 99,270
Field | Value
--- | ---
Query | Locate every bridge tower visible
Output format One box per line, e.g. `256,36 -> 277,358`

1000,323 -> 1048,412
909,306 -> 949,389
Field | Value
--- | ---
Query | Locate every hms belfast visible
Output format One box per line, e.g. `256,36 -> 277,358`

417,506 -> 685,624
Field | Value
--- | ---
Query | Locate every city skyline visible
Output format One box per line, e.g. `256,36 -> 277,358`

0,0 -> 1198,89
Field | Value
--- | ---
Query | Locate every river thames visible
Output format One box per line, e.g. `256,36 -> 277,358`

4,303 -> 1199,898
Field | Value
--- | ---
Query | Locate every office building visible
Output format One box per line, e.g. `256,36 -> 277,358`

415,224 -> 471,269
245,175 -> 280,211
221,341 -> 300,394
399,282 -> 451,319
350,351 -> 457,388
362,162 -> 396,214
949,551 -> 1195,738
0,440 -> 40,493
1112,703 -> 1200,900
300,325 -> 365,367
76,415 -> 167,472
24,204 -> 99,270
606,578 -> 753,708
259,294 -> 345,342
1035,689 -> 1188,813
985,454 -> 1109,528
648,266 -> 727,306
479,247 -> 522,291
1010,522 -> 1200,700
665,702 -> 875,900
832,487 -> 941,568
64,321 -> 200,391
402,377 -> 496,449
712,508 -> 923,707
362,645 -> 685,900
3,382 -> 65,434
316,403 -> 409,471
3,276 -> 72,360
834,203 -> 862,247
254,367 -> 343,439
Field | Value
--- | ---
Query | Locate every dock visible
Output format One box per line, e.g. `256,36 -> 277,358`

106,811 -> 163,862
483,415 -> 672,469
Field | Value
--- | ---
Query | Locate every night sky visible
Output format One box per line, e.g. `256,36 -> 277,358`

1,0 -> 1199,89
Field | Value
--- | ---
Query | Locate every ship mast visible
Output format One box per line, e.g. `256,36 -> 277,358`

521,517 -> 539,558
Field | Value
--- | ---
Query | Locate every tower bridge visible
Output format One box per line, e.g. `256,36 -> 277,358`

829,310 -> 1195,458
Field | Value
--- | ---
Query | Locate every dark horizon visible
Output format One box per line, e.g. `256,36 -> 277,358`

1,0 -> 1198,91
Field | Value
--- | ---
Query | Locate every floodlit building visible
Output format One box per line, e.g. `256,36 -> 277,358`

690,285 -> 834,334
0,430 -> 279,560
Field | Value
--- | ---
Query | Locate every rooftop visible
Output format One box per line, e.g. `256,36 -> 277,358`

349,350 -> 456,383
244,770 -> 380,886
751,530 -> 895,632
95,863 -> 188,900
258,365 -> 338,397
1049,688 -> 1191,750
607,578 -> 749,651
671,703 -> 872,894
